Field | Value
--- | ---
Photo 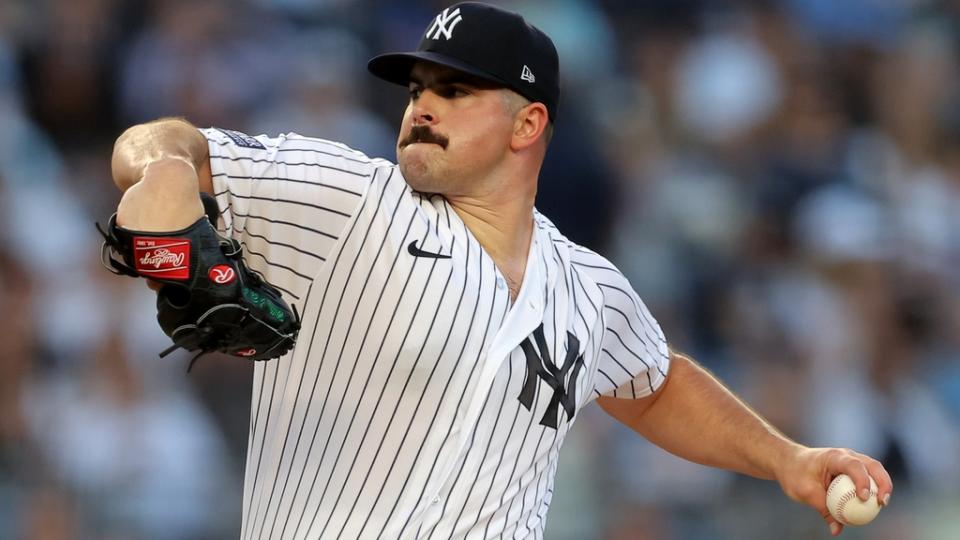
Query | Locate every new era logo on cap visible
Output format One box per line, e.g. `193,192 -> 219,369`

521,65 -> 535,83
426,7 -> 463,41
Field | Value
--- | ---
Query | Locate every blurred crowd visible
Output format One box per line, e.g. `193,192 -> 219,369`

1,0 -> 959,539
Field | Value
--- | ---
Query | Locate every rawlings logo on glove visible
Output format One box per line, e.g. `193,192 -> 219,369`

209,265 -> 236,284
96,193 -> 300,371
135,239 -> 190,278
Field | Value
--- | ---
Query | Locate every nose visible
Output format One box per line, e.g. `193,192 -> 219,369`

411,91 -> 439,126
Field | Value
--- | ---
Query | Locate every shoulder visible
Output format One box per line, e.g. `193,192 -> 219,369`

535,211 -> 625,284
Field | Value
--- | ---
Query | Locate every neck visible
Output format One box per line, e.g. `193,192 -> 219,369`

447,180 -> 536,300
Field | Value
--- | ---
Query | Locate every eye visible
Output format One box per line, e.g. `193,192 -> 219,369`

436,85 -> 470,99
408,85 -> 423,100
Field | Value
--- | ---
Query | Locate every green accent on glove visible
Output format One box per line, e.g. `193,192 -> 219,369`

243,287 -> 286,322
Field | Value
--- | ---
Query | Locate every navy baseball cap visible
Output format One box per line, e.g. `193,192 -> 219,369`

368,2 -> 560,121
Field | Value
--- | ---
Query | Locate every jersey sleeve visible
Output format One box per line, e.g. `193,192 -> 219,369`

201,127 -> 388,302
583,252 -> 670,399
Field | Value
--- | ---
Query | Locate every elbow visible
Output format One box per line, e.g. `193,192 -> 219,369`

111,118 -> 208,192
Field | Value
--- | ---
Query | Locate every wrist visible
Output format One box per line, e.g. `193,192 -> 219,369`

769,440 -> 807,483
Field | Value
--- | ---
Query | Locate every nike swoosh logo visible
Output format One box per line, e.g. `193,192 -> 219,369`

407,240 -> 451,259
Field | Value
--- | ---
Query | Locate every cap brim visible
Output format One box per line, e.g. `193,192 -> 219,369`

368,51 -> 511,88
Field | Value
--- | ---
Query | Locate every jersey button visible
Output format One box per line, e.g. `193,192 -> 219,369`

496,277 -> 506,289
432,496 -> 441,505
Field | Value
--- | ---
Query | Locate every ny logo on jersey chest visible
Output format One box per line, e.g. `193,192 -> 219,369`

518,325 -> 585,429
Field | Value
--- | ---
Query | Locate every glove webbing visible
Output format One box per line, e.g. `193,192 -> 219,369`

160,302 -> 301,372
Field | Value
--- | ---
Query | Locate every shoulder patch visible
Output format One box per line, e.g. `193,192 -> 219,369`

216,128 -> 266,150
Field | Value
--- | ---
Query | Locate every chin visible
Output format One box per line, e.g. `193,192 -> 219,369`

399,151 -> 442,192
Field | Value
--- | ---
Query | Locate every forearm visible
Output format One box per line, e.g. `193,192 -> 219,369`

600,352 -> 802,480
112,118 -> 211,231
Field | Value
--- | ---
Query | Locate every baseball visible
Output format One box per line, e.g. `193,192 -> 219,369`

826,474 -> 881,525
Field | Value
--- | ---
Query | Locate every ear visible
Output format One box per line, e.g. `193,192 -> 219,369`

510,102 -> 549,152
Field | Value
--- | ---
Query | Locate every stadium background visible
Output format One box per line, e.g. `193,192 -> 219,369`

1,0 -> 959,538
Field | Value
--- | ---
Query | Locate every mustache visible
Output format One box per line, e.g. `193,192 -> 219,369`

399,125 -> 449,149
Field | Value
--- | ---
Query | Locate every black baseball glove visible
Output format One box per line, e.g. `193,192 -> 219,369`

97,193 -> 300,369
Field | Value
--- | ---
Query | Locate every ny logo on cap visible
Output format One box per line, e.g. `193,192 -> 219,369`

520,65 -> 536,83
426,7 -> 463,40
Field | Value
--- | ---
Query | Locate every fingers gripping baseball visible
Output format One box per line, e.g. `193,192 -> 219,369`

824,449 -> 892,506
776,447 -> 892,536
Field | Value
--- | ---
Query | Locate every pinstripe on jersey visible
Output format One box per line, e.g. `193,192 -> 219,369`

202,128 -> 670,540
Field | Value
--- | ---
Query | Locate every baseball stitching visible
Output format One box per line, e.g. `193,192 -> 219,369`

828,479 -> 876,523
834,490 -> 856,522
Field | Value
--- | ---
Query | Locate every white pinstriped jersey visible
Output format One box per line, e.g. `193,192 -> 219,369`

202,128 -> 670,540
